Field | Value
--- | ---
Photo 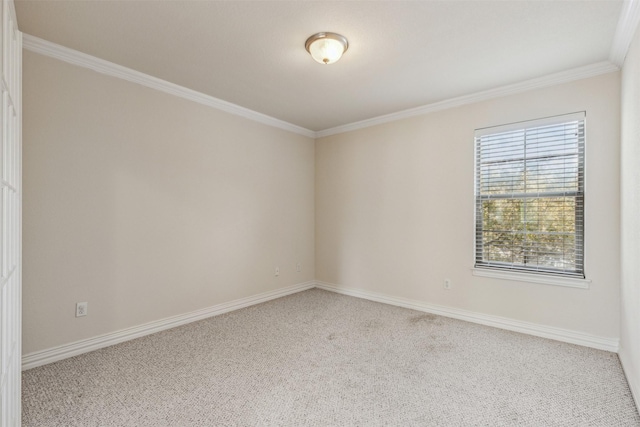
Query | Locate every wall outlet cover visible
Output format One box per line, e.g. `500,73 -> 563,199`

76,302 -> 88,317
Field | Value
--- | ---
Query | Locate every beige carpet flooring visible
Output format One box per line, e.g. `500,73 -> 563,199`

22,289 -> 640,426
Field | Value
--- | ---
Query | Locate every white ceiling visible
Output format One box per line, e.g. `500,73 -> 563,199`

16,1 -> 624,132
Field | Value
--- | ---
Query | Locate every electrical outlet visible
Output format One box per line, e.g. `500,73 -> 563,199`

76,302 -> 88,317
444,279 -> 451,290
275,267 -> 280,277
296,262 -> 301,272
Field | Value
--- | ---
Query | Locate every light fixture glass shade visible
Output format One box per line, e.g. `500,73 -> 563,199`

305,32 -> 348,65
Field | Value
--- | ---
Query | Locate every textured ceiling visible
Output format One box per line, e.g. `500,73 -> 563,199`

16,1 -> 623,132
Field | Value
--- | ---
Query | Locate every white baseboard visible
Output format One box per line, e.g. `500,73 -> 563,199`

619,348 -> 640,411
315,281 -> 619,352
22,281 -> 315,370
23,279 -> 620,370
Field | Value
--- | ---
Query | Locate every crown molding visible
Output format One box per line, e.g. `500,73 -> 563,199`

610,0 -> 640,67
22,34 -> 316,139
315,61 -> 619,138
23,33 -> 622,140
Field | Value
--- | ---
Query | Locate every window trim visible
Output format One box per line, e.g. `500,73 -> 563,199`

471,267 -> 591,289
473,112 -> 587,281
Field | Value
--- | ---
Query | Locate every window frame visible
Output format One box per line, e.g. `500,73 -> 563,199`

473,112 -> 588,286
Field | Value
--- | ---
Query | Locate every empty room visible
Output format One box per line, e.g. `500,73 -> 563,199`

1,0 -> 639,425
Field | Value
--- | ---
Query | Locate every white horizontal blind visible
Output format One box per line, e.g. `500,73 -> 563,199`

474,113 -> 585,278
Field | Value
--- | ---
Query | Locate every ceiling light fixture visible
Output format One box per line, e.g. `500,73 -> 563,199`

305,32 -> 349,65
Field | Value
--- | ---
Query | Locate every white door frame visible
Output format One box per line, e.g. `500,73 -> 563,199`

0,0 -> 21,424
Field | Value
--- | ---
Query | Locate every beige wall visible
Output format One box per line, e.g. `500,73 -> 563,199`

620,24 -> 640,405
22,51 -> 315,354
23,46 -> 624,357
316,72 -> 621,339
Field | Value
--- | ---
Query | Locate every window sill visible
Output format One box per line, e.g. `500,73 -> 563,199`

471,267 -> 591,289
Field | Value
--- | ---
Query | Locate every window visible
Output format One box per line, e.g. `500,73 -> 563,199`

474,112 -> 585,278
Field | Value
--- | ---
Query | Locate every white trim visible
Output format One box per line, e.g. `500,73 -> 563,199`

619,348 -> 640,412
22,280 -> 619,370
471,268 -> 591,289
315,62 -> 618,138
474,111 -> 585,137
315,281 -> 618,352
21,34 -> 316,139
610,0 -> 640,67
23,33 -> 620,140
21,281 -> 315,370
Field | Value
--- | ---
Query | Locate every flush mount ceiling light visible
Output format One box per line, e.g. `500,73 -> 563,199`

305,32 -> 349,65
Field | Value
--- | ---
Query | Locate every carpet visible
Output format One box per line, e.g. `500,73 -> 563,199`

22,288 -> 640,426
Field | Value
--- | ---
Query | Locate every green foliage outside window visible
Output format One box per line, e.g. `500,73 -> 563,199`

481,197 -> 577,271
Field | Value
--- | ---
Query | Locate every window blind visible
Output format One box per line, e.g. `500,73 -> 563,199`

474,112 -> 585,278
